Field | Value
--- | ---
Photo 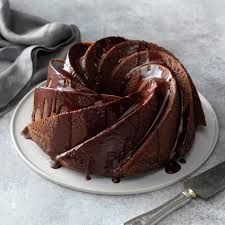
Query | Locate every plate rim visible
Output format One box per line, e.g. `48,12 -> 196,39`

11,81 -> 219,195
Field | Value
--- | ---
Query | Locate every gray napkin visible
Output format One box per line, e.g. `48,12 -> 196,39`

0,0 -> 80,116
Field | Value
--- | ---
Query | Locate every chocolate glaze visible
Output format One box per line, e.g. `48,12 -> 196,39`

165,161 -> 181,174
86,175 -> 91,180
179,158 -> 186,164
29,94 -> 138,160
64,42 -> 91,83
47,58 -> 90,92
112,177 -> 120,183
57,81 -> 164,177
84,36 -> 126,91
22,36 -> 206,182
32,87 -> 101,121
147,51 -> 201,156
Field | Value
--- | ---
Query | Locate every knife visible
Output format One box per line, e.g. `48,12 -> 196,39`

123,161 -> 225,225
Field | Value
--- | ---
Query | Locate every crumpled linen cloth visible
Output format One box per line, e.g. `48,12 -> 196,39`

0,0 -> 80,116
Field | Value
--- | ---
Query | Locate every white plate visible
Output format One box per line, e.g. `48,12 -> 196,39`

11,82 -> 219,195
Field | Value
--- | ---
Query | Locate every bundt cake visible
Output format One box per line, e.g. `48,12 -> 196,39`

22,36 -> 206,182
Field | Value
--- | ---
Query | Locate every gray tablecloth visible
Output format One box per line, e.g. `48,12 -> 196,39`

1,0 -> 225,225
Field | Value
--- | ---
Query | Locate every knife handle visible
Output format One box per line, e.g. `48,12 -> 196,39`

123,189 -> 196,225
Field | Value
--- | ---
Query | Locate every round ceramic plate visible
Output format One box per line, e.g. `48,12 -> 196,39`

11,82 -> 219,195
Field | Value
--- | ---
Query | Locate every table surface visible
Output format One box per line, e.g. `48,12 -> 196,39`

1,0 -> 225,225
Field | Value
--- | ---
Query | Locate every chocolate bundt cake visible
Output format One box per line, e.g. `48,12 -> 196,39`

22,36 -> 206,181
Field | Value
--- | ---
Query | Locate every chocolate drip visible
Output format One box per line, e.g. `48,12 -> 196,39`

165,161 -> 181,174
86,175 -> 91,180
179,158 -> 186,164
85,156 -> 95,181
112,177 -> 120,183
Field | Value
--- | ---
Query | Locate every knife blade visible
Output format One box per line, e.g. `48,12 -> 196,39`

184,161 -> 225,199
123,161 -> 225,225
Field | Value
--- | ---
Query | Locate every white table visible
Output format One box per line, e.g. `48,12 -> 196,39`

1,0 -> 225,224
